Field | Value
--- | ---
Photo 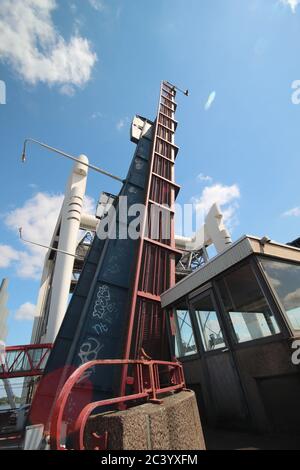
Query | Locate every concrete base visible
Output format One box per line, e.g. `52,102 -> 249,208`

85,391 -> 206,450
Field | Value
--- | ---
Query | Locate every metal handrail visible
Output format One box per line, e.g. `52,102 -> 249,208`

49,358 -> 185,450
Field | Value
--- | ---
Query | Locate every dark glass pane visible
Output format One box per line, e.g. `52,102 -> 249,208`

193,293 -> 225,351
174,301 -> 197,357
261,259 -> 300,330
218,262 -> 280,343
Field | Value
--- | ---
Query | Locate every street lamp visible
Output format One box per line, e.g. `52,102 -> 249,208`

18,228 -> 84,260
21,138 -> 125,184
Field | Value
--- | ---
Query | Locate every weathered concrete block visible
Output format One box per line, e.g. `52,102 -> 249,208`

85,391 -> 206,450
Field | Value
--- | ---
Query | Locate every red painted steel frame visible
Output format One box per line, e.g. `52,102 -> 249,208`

120,81 -> 180,393
0,344 -> 53,379
49,358 -> 185,450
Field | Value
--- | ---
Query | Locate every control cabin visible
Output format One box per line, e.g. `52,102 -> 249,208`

162,235 -> 300,434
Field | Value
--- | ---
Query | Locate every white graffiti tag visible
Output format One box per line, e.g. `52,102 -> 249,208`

92,285 -> 115,325
93,323 -> 109,335
76,285 -> 116,382
77,337 -> 104,382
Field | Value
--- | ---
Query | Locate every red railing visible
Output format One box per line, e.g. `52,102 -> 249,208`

0,344 -> 53,379
49,358 -> 186,450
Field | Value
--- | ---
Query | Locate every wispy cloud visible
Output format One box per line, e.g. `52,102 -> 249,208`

69,3 -> 77,14
204,91 -> 216,111
116,117 -> 129,131
197,173 -> 213,183
60,84 -> 76,97
88,0 -> 105,12
282,206 -> 300,217
15,302 -> 36,321
0,0 -> 97,93
280,0 -> 300,13
91,111 -> 103,120
0,245 -> 19,269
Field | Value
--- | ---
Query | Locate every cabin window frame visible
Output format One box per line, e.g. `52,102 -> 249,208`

213,257 -> 285,348
172,298 -> 199,359
188,288 -> 229,356
171,255 -> 291,360
257,255 -> 300,336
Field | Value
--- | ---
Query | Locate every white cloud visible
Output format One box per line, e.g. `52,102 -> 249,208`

5,192 -> 64,279
69,3 -> 77,14
0,0 -> 97,91
15,302 -> 36,321
88,0 -> 105,11
280,0 -> 300,12
198,173 -> 213,183
91,111 -> 103,120
116,117 -> 129,131
282,207 -> 300,217
192,183 -> 240,229
3,192 -> 95,280
0,245 -> 19,269
83,195 -> 96,215
204,91 -> 216,111
59,84 -> 76,97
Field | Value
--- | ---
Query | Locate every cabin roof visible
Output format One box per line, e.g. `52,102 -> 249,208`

161,235 -> 300,308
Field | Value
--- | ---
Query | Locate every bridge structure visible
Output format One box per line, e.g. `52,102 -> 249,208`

0,82 -> 233,451
20,81 -> 186,448
0,344 -> 52,380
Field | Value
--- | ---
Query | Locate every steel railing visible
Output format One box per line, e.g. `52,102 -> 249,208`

49,358 -> 186,450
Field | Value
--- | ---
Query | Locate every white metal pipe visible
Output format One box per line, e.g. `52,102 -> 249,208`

175,203 -> 232,254
44,155 -> 89,343
80,212 -> 98,231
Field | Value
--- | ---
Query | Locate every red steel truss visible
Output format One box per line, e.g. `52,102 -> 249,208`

49,358 -> 186,450
122,82 -> 181,389
0,344 -> 53,379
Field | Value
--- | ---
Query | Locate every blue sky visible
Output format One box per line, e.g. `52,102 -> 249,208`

0,0 -> 300,348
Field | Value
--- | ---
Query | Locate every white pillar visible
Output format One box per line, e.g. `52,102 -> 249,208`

44,155 -> 89,343
0,341 -> 16,409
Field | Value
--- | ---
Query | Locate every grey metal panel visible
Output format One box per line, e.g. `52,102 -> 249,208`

188,282 -> 212,300
161,236 -> 254,307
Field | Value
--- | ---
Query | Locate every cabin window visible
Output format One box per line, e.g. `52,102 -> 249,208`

174,302 -> 197,357
261,259 -> 300,331
217,263 -> 280,343
193,292 -> 226,351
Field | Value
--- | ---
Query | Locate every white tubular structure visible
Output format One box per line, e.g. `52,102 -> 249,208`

80,212 -> 98,231
175,203 -> 232,254
44,155 -> 89,343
